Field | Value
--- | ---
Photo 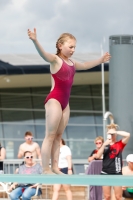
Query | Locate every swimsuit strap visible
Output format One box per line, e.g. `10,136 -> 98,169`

58,56 -> 74,66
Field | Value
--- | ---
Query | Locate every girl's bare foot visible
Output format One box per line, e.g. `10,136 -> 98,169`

52,169 -> 66,175
42,169 -> 56,175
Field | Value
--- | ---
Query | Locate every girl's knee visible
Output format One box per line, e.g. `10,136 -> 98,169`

55,133 -> 62,141
104,194 -> 111,200
53,185 -> 61,192
63,185 -> 70,191
46,132 -> 56,141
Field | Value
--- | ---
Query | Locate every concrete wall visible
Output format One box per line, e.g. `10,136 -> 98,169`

109,43 -> 133,157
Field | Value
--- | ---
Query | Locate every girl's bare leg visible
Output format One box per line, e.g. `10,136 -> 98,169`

41,99 -> 63,174
63,184 -> 72,200
51,104 -> 70,174
52,184 -> 62,200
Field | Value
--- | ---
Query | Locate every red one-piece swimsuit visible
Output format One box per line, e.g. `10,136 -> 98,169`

44,59 -> 75,110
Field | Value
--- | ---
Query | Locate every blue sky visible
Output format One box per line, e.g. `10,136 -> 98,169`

0,0 -> 133,54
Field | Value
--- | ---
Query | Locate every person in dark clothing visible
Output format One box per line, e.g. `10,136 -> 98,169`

96,123 -> 130,200
88,136 -> 104,162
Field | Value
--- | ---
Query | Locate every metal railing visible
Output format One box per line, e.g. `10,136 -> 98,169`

2,159 -> 89,174
2,158 -> 126,175
3,159 -> 41,174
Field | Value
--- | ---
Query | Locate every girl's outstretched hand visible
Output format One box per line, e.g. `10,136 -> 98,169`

28,28 -> 37,41
102,52 -> 111,63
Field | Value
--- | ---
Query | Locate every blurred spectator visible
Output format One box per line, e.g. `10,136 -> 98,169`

122,154 -> 133,199
0,142 -> 6,174
18,131 -> 41,160
52,138 -> 72,200
88,136 -> 104,162
9,151 -> 42,200
96,123 -> 130,200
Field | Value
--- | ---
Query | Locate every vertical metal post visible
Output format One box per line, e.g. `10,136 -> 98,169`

101,44 -> 106,141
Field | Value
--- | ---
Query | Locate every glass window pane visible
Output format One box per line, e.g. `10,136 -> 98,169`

32,87 -> 51,95
71,85 -> 91,96
73,164 -> 86,174
35,125 -> 45,139
0,88 -> 31,93
66,126 -> 97,139
69,113 -> 95,124
69,98 -> 93,110
91,85 -> 102,96
3,124 -> 35,139
96,126 -> 103,137
105,98 -> 109,111
0,111 -> 3,138
91,84 -> 109,97
95,114 -> 103,124
105,84 -> 109,96
33,111 -> 45,124
3,124 -> 36,158
32,96 -> 45,109
67,140 -> 95,159
2,111 -> 34,123
93,98 -> 102,110
0,88 -> 32,109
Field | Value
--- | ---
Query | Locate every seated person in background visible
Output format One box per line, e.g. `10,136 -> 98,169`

9,151 -> 42,200
0,142 -> 6,174
122,154 -> 133,199
88,136 -> 104,162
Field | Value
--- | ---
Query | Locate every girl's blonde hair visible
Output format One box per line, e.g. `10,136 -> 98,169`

56,33 -> 76,55
106,123 -> 118,130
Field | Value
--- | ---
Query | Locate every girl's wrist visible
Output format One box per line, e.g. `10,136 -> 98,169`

33,39 -> 38,44
100,57 -> 104,64
68,168 -> 72,170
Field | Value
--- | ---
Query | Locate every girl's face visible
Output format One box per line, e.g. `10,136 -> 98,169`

59,39 -> 76,58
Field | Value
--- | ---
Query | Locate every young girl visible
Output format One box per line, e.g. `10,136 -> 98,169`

28,28 -> 111,174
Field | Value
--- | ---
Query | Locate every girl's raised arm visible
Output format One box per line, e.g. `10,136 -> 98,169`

28,28 -> 57,63
74,52 -> 111,70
